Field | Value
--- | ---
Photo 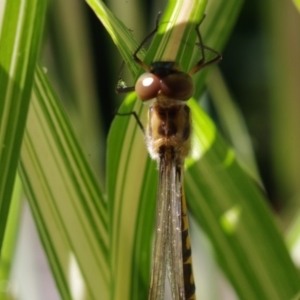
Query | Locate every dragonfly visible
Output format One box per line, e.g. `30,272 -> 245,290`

116,14 -> 222,300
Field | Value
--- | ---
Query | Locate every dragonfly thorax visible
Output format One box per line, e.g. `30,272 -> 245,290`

146,101 -> 191,167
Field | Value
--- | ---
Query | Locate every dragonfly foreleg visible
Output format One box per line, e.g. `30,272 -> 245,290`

116,111 -> 145,133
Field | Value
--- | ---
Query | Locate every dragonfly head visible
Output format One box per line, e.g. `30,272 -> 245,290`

135,61 -> 194,102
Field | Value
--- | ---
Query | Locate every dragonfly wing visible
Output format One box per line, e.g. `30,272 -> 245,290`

148,156 -> 170,300
149,154 -> 189,300
168,159 -> 185,299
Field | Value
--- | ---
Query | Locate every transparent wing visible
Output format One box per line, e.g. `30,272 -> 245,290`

168,160 -> 185,299
148,156 -> 171,300
149,155 -> 194,300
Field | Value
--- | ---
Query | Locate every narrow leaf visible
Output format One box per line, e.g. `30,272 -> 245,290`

186,100 -> 300,300
0,0 -> 46,250
19,66 -> 110,299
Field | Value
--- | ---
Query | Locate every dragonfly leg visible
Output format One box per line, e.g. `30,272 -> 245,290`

116,12 -> 162,93
116,111 -> 145,133
188,14 -> 222,75
115,73 -> 135,94
132,11 -> 162,70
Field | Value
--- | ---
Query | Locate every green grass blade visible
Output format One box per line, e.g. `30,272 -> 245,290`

286,210 -> 300,266
186,100 -> 300,300
86,0 -> 143,76
46,0 -> 106,185
208,69 -> 261,182
19,65 -> 109,299
0,175 -> 22,298
0,0 -> 46,250
292,0 -> 300,12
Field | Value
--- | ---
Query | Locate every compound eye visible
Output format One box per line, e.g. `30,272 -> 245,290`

135,73 -> 161,101
161,72 -> 194,100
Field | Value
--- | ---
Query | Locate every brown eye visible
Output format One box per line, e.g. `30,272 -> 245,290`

135,73 -> 161,101
160,72 -> 194,100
